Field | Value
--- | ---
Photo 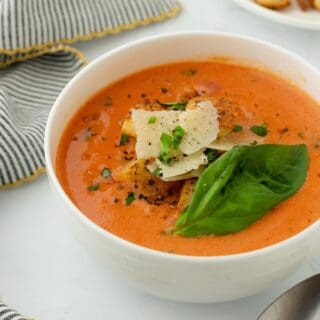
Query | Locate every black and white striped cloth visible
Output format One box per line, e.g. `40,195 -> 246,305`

0,303 -> 27,320
0,0 -> 180,318
0,0 -> 181,189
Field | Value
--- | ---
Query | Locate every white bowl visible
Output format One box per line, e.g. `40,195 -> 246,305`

45,32 -> 320,303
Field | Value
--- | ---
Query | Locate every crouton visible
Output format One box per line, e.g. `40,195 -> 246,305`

113,159 -> 182,204
314,0 -> 320,9
255,0 -> 291,9
186,97 -> 243,138
177,179 -> 197,211
121,119 -> 136,137
296,0 -> 313,10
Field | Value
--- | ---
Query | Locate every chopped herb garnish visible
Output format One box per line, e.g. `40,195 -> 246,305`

181,68 -> 197,76
156,99 -> 188,111
158,126 -> 186,164
172,125 -> 185,149
87,183 -> 100,191
250,124 -> 267,137
147,116 -> 157,124
119,134 -> 129,146
204,148 -> 218,164
125,192 -> 135,206
101,167 -> 111,178
159,132 -> 173,164
233,124 -> 243,132
152,166 -> 162,177
251,140 -> 258,146
104,96 -> 113,106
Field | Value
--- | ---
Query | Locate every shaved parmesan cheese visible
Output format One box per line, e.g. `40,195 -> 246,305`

132,100 -> 218,180
162,166 -> 205,182
132,100 -> 219,160
207,136 -> 235,151
179,101 -> 219,154
156,151 -> 207,179
131,109 -> 181,159
207,132 -> 265,151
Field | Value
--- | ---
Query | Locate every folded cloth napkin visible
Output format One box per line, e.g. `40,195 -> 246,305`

0,0 -> 180,318
0,0 -> 181,189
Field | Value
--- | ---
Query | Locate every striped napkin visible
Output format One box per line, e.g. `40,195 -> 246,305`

0,0 -> 181,318
0,0 -> 181,189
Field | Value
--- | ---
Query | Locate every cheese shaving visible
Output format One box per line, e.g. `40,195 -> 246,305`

207,132 -> 265,151
155,151 -> 208,179
179,101 -> 219,154
131,109 -> 181,159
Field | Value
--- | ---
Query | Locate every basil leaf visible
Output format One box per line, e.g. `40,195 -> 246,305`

148,116 -> 157,124
87,183 -> 100,191
156,99 -> 188,111
250,123 -> 267,137
174,144 -> 308,237
120,134 -> 129,146
125,192 -> 135,206
204,148 -> 218,164
152,166 -> 162,177
172,125 -> 185,149
233,124 -> 243,132
101,167 -> 111,178
159,132 -> 173,164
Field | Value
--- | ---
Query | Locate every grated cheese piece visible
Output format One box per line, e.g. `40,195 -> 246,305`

161,166 -> 205,182
155,150 -> 207,179
132,100 -> 219,159
207,131 -> 265,151
179,101 -> 219,154
131,109 -> 181,159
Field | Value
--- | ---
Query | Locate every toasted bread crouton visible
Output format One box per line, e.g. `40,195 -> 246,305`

113,159 -> 182,204
255,0 -> 290,9
186,97 -> 243,138
121,119 -> 136,137
314,0 -> 320,9
296,0 -> 313,10
177,179 -> 197,211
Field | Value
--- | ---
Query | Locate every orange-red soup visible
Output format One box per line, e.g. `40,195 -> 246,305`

56,61 -> 320,256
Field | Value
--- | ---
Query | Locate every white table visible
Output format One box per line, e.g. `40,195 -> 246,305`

1,1 -> 320,319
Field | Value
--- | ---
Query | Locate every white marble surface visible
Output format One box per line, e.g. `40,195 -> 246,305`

1,1 -> 320,319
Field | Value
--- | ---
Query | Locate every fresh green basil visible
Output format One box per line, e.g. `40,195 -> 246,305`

87,183 -> 100,191
120,133 -> 129,146
159,132 -> 173,164
156,99 -> 188,111
233,124 -> 243,132
250,123 -> 267,137
125,192 -> 135,206
158,126 -> 185,164
174,144 -> 308,237
204,148 -> 218,164
101,167 -> 111,178
172,125 -> 185,149
148,116 -> 157,124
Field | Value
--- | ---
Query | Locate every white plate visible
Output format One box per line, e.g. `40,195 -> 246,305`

234,0 -> 320,30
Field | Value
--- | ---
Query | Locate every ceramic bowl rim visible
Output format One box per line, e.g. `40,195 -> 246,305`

44,31 -> 320,263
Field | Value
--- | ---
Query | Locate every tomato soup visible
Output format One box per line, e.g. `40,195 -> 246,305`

56,62 -> 320,256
